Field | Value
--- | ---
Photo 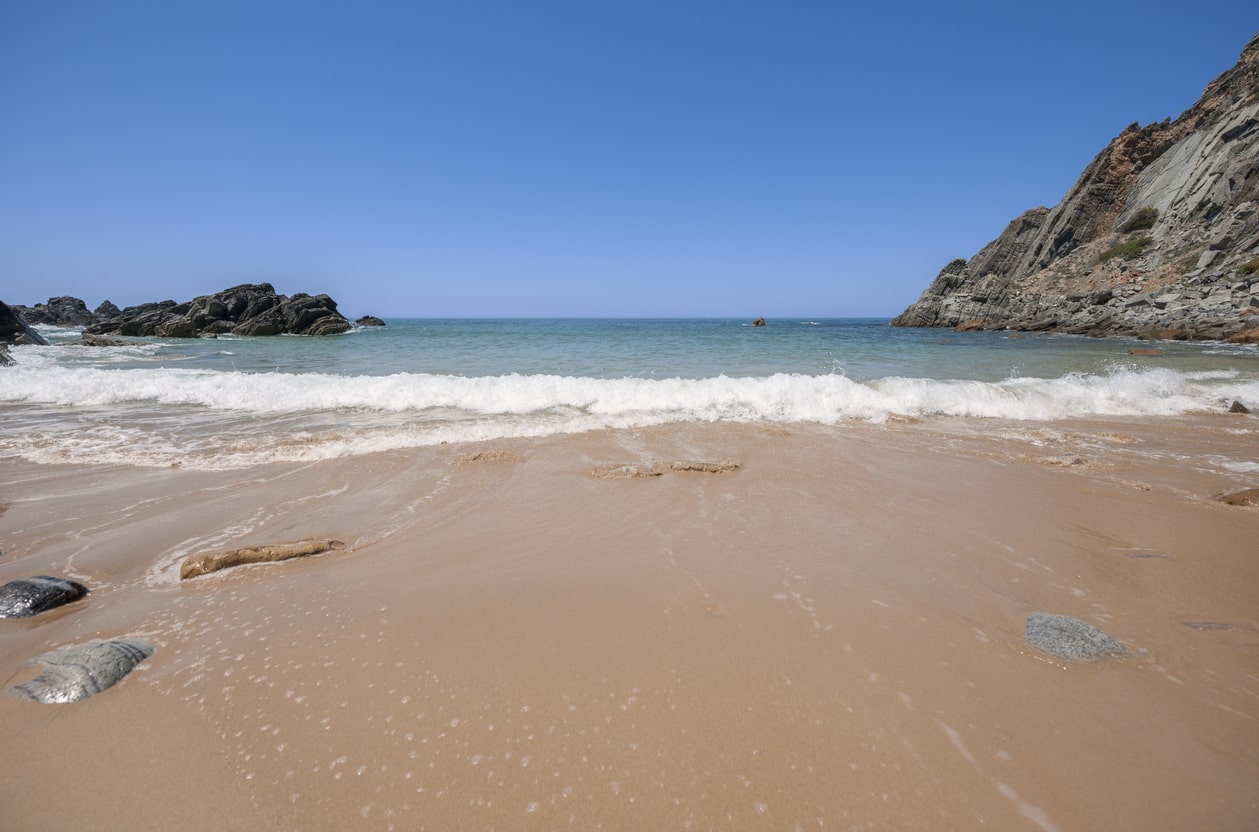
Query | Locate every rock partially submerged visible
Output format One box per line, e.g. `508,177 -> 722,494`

84,283 -> 352,338
591,460 -> 741,479
356,315 -> 386,327
69,333 -> 130,347
6,639 -> 154,703
180,538 -> 345,580
0,344 -> 13,366
0,576 -> 89,618
590,464 -> 662,479
1025,613 -> 1130,661
1218,488 -> 1259,506
668,460 -> 741,473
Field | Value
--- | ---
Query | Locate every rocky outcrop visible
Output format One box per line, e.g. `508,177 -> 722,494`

93,299 -> 122,320
12,296 -> 95,327
0,300 -> 49,346
355,315 -> 386,327
85,283 -> 352,338
894,33 -> 1259,340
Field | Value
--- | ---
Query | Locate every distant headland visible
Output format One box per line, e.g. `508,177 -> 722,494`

893,32 -> 1259,343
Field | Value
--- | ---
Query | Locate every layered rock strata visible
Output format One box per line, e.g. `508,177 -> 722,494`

894,33 -> 1259,341
0,301 -> 49,346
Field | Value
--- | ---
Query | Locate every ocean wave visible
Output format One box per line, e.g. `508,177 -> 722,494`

1,364 -> 1253,419
2,364 -> 1255,468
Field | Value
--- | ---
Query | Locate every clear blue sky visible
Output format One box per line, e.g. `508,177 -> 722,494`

1,2 -> 1255,318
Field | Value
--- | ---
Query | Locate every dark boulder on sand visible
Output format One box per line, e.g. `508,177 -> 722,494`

0,576 -> 89,618
86,283 -> 353,338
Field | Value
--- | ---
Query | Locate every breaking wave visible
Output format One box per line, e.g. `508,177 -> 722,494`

2,362 -> 1255,469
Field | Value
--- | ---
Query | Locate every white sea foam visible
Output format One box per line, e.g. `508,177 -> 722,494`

2,363 -> 1257,469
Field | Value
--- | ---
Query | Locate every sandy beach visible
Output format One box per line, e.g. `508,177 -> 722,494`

1,415 -> 1257,831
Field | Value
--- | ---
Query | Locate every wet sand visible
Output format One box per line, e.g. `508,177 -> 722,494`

1,415 -> 1257,830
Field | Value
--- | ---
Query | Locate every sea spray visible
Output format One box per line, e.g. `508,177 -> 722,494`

2,363 -> 1257,469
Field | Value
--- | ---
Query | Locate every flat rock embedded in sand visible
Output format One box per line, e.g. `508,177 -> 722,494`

668,460 -> 741,473
460,450 -> 524,464
590,464 -> 661,479
591,460 -> 741,478
6,639 -> 154,703
1218,488 -> 1259,507
0,576 -> 89,618
180,538 -> 345,580
1024,612 -> 1130,661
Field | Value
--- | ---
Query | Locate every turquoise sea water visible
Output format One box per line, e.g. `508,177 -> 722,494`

2,318 -> 1257,469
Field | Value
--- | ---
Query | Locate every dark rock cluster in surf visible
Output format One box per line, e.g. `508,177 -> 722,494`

1,283 -> 357,345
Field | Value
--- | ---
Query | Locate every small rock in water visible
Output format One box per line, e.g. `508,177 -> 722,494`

7,639 -> 154,703
1024,613 -> 1130,661
1228,400 -> 1251,414
0,576 -> 89,618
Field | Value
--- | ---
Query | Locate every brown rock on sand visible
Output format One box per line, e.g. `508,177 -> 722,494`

180,539 -> 345,580
590,464 -> 661,479
668,460 -> 741,473
1217,488 -> 1259,507
590,460 -> 741,478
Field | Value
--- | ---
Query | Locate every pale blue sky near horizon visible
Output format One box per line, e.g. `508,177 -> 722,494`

1,2 -> 1255,319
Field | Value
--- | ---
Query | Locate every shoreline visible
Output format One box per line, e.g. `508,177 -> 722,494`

1,416 -> 1257,830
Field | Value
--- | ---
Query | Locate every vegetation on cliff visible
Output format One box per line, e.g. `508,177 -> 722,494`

894,32 -> 1259,341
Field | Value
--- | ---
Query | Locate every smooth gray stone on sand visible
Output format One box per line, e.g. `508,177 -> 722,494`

0,575 -> 89,618
1024,613 -> 1130,661
6,639 -> 155,703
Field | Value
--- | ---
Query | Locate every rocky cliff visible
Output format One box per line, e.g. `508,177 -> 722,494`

893,32 -> 1259,342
